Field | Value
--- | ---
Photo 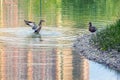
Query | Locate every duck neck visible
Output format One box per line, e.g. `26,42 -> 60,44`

38,21 -> 43,26
89,24 -> 92,28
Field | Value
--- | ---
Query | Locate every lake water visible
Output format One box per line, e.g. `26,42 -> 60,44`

0,27 -> 120,80
0,0 -> 120,80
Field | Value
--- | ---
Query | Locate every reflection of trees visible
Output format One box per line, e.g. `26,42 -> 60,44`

0,0 -> 3,27
56,0 -> 62,27
19,0 -> 41,21
1,0 -> 120,27
0,47 -> 6,80
61,0 -> 120,27
56,48 -> 79,80
56,48 -> 89,80
72,50 -> 89,80
0,0 -> 18,27
27,49 -> 33,80
72,50 -> 81,80
0,42 -> 57,80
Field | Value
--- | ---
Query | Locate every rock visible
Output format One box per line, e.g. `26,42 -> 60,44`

73,34 -> 120,71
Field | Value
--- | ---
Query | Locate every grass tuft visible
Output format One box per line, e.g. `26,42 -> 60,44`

90,19 -> 120,51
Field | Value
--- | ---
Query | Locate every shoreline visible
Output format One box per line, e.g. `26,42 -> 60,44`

73,34 -> 120,71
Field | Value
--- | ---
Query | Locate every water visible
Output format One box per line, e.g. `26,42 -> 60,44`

0,27 -> 84,80
0,27 -> 120,80
0,0 -> 120,80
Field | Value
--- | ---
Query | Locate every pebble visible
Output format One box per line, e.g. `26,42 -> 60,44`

73,34 -> 120,71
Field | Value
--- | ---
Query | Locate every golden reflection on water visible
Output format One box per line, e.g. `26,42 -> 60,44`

27,49 -> 33,80
13,48 -> 18,80
0,0 -> 120,79
80,56 -> 89,80
56,48 -> 73,80
0,48 -> 6,80
0,44 -> 89,80
0,0 -> 90,79
0,0 -> 18,27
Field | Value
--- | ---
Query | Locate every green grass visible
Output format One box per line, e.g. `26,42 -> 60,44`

90,19 -> 120,51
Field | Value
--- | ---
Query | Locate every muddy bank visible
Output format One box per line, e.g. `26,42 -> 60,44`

73,34 -> 120,71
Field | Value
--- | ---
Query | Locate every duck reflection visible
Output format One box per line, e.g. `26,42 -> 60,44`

27,33 -> 43,42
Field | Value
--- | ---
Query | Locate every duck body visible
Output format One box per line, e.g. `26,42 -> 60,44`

89,22 -> 97,33
34,26 -> 42,34
24,20 -> 45,33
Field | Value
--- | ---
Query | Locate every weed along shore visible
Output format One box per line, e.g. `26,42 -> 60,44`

73,34 -> 120,71
73,19 -> 120,71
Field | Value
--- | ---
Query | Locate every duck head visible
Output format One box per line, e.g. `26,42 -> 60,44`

40,20 -> 45,22
89,22 -> 92,27
39,20 -> 45,26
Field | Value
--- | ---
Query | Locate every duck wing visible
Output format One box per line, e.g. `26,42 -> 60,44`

24,20 -> 38,30
90,26 -> 97,32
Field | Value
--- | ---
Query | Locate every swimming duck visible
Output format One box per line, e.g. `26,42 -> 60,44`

24,20 -> 45,33
89,22 -> 97,33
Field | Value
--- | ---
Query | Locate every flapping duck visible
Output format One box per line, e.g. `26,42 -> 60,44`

24,20 -> 45,33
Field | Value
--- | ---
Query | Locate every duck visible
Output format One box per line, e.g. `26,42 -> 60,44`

24,20 -> 45,33
89,22 -> 97,33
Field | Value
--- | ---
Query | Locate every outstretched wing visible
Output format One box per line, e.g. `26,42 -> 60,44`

24,20 -> 37,30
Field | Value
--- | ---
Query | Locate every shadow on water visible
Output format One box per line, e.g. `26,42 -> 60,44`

27,33 -> 43,42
